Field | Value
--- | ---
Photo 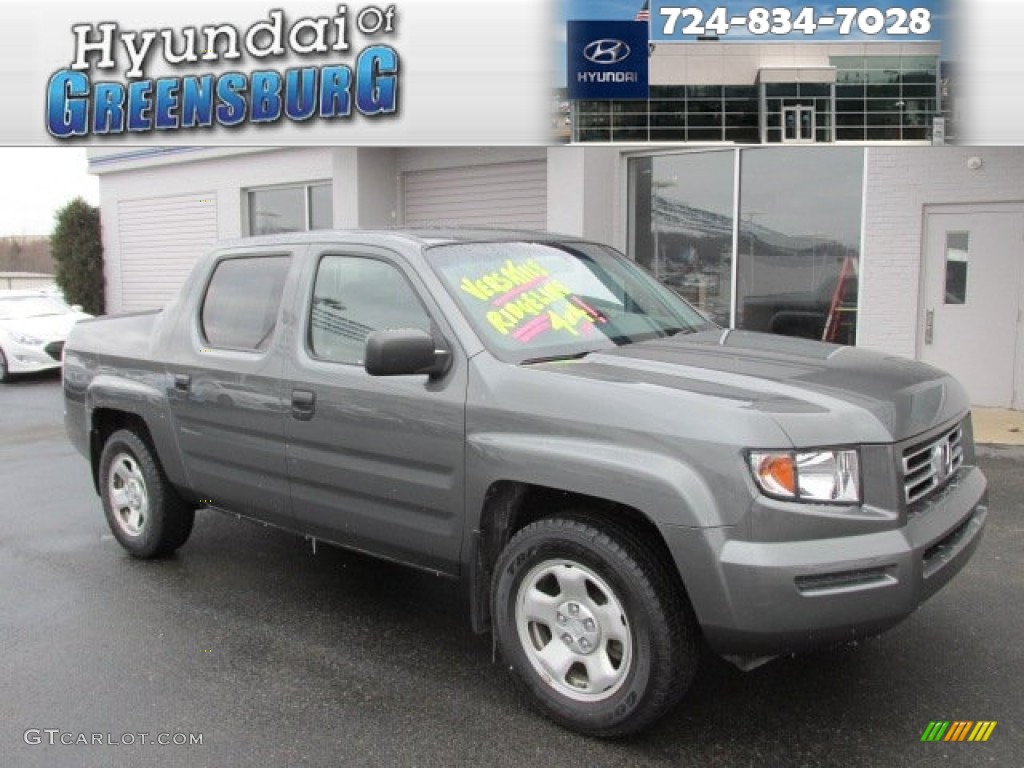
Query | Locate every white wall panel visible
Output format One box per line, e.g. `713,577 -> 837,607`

402,161 -> 547,230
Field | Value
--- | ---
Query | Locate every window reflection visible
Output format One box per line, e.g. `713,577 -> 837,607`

249,187 -> 305,235
629,148 -> 865,345
737,148 -> 863,345
630,151 -> 735,326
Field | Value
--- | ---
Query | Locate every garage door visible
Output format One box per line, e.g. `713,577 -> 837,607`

117,193 -> 219,312
402,161 -> 547,230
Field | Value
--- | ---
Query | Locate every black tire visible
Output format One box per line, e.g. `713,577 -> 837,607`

492,514 -> 699,738
0,347 -> 10,383
98,429 -> 195,558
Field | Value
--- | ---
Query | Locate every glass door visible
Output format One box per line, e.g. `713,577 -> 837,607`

783,106 -> 815,143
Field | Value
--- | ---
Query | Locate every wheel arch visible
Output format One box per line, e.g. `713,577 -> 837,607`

84,372 -> 189,496
468,481 -> 690,635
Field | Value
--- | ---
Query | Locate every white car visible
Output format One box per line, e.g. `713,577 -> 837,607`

0,291 -> 92,382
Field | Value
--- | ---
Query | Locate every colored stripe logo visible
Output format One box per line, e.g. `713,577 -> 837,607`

921,721 -> 997,742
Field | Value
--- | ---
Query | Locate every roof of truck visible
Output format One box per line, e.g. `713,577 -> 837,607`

214,227 -> 587,250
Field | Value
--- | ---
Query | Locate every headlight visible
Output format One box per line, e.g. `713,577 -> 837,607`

9,331 -> 44,345
749,449 -> 860,503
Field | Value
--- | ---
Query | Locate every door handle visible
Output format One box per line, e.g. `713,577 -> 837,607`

924,309 -> 934,345
291,389 -> 316,421
173,373 -> 192,392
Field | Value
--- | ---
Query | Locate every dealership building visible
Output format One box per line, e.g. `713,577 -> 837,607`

89,144 -> 1024,408
571,40 -> 944,144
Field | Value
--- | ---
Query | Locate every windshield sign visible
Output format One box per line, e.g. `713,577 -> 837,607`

429,241 -> 713,361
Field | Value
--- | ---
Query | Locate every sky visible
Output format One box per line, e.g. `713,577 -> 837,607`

0,148 -> 99,237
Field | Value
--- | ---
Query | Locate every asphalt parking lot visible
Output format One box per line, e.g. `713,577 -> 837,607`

1,374 -> 1021,767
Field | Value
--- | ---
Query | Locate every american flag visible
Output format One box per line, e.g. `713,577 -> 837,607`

635,1 -> 650,22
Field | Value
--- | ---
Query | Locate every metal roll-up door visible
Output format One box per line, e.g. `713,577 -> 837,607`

402,161 -> 547,230
117,193 -> 219,312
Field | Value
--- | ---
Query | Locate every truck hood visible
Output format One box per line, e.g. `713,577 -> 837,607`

540,329 -> 967,445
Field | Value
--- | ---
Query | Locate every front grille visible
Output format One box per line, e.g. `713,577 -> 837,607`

44,341 -> 65,361
902,423 -> 963,505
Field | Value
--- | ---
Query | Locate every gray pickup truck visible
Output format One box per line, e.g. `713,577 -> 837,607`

63,230 -> 987,737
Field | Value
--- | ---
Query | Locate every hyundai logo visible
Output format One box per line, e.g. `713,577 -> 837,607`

583,39 -> 631,65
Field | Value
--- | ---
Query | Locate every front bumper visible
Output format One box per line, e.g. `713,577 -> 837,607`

666,465 -> 988,656
3,339 -> 65,373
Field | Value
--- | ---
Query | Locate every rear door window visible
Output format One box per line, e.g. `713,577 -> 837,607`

201,256 -> 291,351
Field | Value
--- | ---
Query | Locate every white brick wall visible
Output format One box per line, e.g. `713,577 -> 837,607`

860,147 -> 1024,358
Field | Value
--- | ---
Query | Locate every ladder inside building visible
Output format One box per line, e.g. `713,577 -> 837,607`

823,252 -> 858,344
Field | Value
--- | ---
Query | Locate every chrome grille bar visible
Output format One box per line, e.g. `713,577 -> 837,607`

902,424 -> 963,505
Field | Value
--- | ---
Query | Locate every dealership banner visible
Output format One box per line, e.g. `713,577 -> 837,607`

0,0 -> 1023,143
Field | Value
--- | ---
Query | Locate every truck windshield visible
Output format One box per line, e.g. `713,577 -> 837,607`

427,240 -> 715,363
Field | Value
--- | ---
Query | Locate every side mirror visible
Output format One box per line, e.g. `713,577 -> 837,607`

364,329 -> 452,378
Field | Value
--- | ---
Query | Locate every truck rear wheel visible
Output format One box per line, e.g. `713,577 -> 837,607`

99,429 -> 195,558
491,515 -> 698,737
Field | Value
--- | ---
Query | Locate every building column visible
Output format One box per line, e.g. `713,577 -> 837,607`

546,147 -> 621,248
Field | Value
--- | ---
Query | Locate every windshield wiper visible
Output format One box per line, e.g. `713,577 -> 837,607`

521,350 -> 596,365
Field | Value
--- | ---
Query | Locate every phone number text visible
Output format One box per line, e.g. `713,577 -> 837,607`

658,7 -> 932,37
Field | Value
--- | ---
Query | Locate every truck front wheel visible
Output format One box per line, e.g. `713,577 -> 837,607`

491,515 -> 698,737
99,429 -> 195,558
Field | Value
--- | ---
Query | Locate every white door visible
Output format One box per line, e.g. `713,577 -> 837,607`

401,161 -> 547,229
920,206 -> 1024,407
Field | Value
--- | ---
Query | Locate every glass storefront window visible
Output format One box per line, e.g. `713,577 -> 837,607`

686,85 -> 720,98
629,151 -> 736,326
571,51 -> 937,144
766,84 -> 799,98
724,86 -> 758,99
649,86 -> 686,100
798,83 -> 831,98
736,148 -> 863,345
629,148 -> 865,343
830,54 -> 940,141
687,127 -> 724,141
613,128 -> 648,141
651,113 -> 686,128
649,129 -> 686,141
726,126 -> 760,143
